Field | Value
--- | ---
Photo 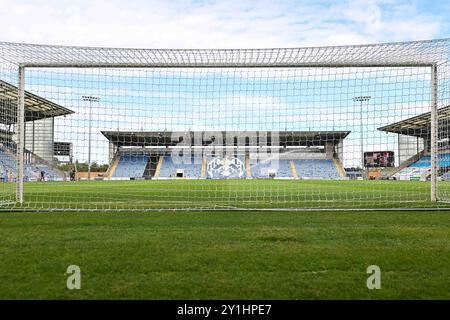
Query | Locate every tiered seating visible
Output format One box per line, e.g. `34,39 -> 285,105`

439,154 -> 450,167
0,149 -> 16,168
250,158 -> 293,178
395,154 -> 450,180
295,159 -> 340,179
395,155 -> 431,180
113,155 -> 149,178
277,160 -> 293,178
1,148 -> 64,181
159,155 -> 201,178
1,148 -> 20,181
411,155 -> 432,167
0,149 -> 15,181
250,158 -> 271,178
29,164 -> 62,181
408,154 -> 450,168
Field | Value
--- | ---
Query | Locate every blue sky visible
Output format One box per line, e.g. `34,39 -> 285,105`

0,0 -> 448,48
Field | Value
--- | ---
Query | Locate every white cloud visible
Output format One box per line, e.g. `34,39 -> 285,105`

0,0 -> 446,49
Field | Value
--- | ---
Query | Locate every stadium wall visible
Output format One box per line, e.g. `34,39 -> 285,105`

398,134 -> 425,165
24,118 -> 54,163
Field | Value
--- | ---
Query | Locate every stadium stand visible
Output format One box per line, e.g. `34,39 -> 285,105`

278,160 -> 294,178
28,164 -> 62,181
250,157 -> 271,178
394,154 -> 450,180
0,148 -> 15,169
113,154 -> 149,178
250,158 -> 293,178
295,159 -> 340,179
0,148 -> 15,181
102,131 -> 350,180
412,155 -> 432,167
143,155 -> 159,178
378,105 -> 450,181
159,155 -> 202,178
0,147 -> 64,181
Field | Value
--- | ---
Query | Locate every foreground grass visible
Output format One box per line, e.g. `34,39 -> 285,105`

0,211 -> 449,299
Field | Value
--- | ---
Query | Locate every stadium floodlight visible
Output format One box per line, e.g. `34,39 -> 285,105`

353,96 -> 371,180
82,95 -> 100,181
0,39 -> 449,211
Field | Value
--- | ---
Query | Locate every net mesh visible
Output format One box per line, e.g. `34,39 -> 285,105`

0,39 -> 449,211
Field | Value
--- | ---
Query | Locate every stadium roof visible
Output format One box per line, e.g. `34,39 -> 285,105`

0,80 -> 74,124
0,38 -> 448,68
101,130 -> 351,147
378,105 -> 450,138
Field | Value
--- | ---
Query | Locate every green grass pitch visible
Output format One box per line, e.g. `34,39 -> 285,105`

1,179 -> 450,299
3,179 -> 449,210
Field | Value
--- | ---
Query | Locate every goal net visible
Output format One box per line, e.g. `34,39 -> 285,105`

0,39 -> 449,211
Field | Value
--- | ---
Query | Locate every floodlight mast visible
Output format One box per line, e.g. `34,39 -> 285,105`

82,95 -> 100,181
353,96 -> 371,180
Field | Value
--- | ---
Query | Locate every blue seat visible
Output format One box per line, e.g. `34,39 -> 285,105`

159,155 -> 201,178
113,155 -> 149,178
296,159 -> 339,179
251,159 -> 293,178
410,154 -> 450,168
1,149 -> 63,181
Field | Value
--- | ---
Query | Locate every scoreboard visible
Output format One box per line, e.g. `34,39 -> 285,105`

364,151 -> 394,168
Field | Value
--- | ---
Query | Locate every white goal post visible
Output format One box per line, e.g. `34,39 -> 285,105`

0,39 -> 449,211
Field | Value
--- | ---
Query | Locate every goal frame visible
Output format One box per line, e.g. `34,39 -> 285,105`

14,61 -> 440,207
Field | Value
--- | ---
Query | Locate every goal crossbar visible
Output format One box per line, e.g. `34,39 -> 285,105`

20,63 -> 435,68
